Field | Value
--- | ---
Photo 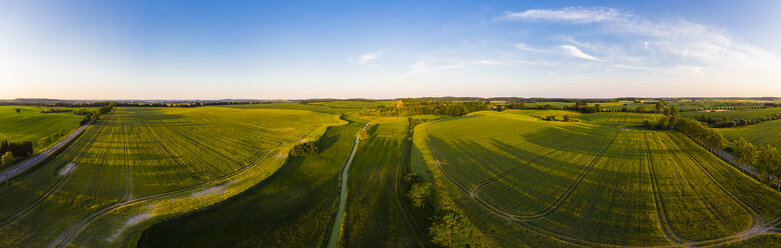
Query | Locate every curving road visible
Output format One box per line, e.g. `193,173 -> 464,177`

0,121 -> 91,183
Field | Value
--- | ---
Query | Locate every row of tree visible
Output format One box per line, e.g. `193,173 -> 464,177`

733,138 -> 781,191
692,112 -> 781,128
363,99 -> 491,116
0,140 -> 33,158
77,102 -> 115,125
37,129 -> 68,150
543,115 -> 576,122
647,116 -> 727,149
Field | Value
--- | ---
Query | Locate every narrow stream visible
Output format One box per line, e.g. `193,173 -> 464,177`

327,122 -> 370,248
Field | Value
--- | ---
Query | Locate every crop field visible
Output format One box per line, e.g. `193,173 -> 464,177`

720,119 -> 781,146
137,115 -> 362,247
0,106 -> 85,150
0,105 -> 343,247
415,110 -> 781,246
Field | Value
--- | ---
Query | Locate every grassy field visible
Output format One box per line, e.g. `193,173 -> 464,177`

0,105 -> 343,247
0,106 -> 85,150
414,110 -> 781,246
720,119 -> 781,146
136,115 -> 361,247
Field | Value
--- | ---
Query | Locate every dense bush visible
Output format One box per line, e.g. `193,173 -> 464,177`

289,141 -> 320,157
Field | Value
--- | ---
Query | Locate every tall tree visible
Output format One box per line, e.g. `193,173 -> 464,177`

1,151 -> 13,167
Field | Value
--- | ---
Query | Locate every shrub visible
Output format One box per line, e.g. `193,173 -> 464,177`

289,141 -> 320,157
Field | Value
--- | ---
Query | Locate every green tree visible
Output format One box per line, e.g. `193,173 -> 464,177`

636,106 -> 647,113
594,104 -> 602,113
407,182 -> 430,208
356,129 -> 370,140
733,138 -> 758,172
668,106 -> 679,116
757,145 -> 780,184
1,151 -> 13,167
38,137 -> 51,149
656,100 -> 667,113
429,210 -> 477,248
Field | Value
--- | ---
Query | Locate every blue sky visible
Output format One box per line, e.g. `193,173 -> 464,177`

1,0 -> 780,99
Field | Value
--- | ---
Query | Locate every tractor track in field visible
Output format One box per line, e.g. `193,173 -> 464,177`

47,146 -> 275,248
166,126 -> 245,173
140,120 -> 211,182
425,113 -> 781,247
469,113 -> 623,219
120,113 -> 133,202
0,122 -> 107,228
643,133 -> 691,245
665,133 -> 769,246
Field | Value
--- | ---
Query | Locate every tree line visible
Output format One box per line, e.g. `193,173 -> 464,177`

0,140 -> 33,158
645,109 -> 727,150
732,138 -> 781,191
76,102 -> 114,125
692,112 -> 781,128
362,99 -> 491,116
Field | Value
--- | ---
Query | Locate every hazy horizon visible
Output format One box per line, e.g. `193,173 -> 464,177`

2,0 -> 780,99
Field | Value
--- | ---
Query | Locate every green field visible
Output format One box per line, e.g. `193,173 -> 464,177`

414,110 -> 781,246
0,106 -> 85,150
3,100 -> 781,248
720,119 -> 781,147
0,105 -> 343,247
137,115 -> 361,247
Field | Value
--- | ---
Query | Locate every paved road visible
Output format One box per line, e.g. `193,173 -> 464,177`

1,122 -> 91,182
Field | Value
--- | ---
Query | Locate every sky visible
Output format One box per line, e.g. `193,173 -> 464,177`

1,0 -> 780,100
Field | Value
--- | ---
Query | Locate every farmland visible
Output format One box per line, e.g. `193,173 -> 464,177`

0,106 -> 85,150
414,110 -> 781,246
0,105 -> 344,247
720,119 -> 781,146
2,99 -> 781,248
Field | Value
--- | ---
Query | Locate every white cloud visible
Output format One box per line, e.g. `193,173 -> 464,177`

352,50 -> 384,65
515,43 -> 548,53
499,7 -> 623,23
559,45 -> 602,62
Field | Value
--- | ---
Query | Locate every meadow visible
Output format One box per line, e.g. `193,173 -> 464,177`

719,119 -> 781,147
0,105 -> 343,247
0,106 -> 85,150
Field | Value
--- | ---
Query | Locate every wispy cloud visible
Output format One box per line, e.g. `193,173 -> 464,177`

498,7 -> 623,23
499,6 -> 781,87
351,50 -> 385,66
515,43 -> 548,53
559,45 -> 602,62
